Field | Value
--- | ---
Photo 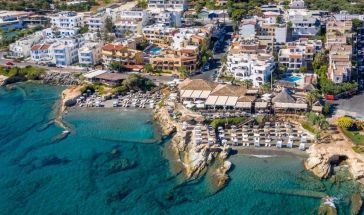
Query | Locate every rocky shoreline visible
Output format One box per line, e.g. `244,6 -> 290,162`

42,71 -> 81,86
153,106 -> 231,192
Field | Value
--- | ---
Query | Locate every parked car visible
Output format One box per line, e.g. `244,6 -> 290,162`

47,63 -> 56,67
5,61 -> 14,66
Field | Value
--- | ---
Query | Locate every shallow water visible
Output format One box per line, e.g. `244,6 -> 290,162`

0,83 -> 363,215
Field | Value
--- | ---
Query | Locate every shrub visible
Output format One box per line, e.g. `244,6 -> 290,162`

337,116 -> 354,129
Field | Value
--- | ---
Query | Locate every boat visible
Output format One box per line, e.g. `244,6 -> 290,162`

62,130 -> 70,134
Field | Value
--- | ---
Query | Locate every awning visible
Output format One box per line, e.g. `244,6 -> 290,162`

274,102 -> 308,109
255,102 -> 268,109
215,96 -> 229,106
205,96 -> 218,106
190,90 -> 202,98
225,96 -> 238,107
236,102 -> 251,108
182,90 -> 194,98
199,90 -> 211,99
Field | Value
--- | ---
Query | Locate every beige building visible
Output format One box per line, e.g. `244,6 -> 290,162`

327,45 -> 352,83
150,47 -> 199,72
101,43 -> 144,66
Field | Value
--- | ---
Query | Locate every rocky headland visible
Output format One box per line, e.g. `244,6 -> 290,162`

42,71 -> 81,85
154,106 -> 231,192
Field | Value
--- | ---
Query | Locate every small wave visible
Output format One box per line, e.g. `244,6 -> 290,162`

251,154 -> 276,158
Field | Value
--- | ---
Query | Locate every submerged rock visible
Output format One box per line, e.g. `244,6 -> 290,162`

107,158 -> 136,175
350,194 -> 363,215
318,197 -> 337,215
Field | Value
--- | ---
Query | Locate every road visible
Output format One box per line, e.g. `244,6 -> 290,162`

330,92 -> 364,119
191,23 -> 233,81
0,52 -> 85,73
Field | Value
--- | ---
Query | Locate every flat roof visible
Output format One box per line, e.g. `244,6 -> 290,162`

84,70 -> 107,79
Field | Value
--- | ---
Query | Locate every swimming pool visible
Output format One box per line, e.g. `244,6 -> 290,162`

284,75 -> 302,82
150,47 -> 162,55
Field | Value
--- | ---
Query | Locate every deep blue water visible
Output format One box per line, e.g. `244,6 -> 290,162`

0,83 -> 363,215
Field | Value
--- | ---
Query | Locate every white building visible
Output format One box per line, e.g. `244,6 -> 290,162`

148,0 -> 187,12
78,42 -> 102,65
49,11 -> 83,28
87,13 -> 107,31
40,28 -> 80,39
31,44 -> 54,62
53,36 -> 85,66
114,10 -> 149,38
287,9 -> 320,39
239,19 -> 257,39
227,53 -> 275,86
9,34 -> 43,58
153,11 -> 181,27
289,0 -> 305,9
278,38 -> 322,71
171,27 -> 208,50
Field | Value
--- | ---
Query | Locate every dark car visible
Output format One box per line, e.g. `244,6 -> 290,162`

47,63 -> 56,67
5,61 -> 14,66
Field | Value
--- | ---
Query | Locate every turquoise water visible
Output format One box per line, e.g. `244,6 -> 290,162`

150,47 -> 162,55
284,75 -> 302,83
0,83 -> 363,215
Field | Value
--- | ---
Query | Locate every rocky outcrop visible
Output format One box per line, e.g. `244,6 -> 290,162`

154,106 -> 231,191
42,71 -> 80,85
305,143 -> 364,184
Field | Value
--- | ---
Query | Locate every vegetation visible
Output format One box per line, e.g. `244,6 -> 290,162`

136,0 -> 148,9
79,26 -> 89,34
0,26 -> 43,48
210,117 -> 247,129
109,62 -> 124,73
305,90 -> 320,107
56,0 -> 98,12
307,112 -> 330,130
80,83 -> 106,94
305,0 -> 364,14
144,64 -> 154,73
312,52 -> 358,95
226,0 -> 269,22
178,66 -> 189,78
337,116 -> 354,129
342,129 -> 364,146
119,74 -> 155,93
0,66 -> 45,85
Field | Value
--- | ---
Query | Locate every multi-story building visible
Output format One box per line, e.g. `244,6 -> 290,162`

289,0 -> 305,9
114,10 -> 149,38
40,27 -> 80,39
153,10 -> 181,27
53,36 -> 85,66
78,42 -> 102,65
286,9 -> 320,39
278,38 -> 322,71
9,34 -> 43,58
327,45 -> 352,83
227,53 -> 275,86
31,44 -> 54,62
101,43 -> 144,66
239,19 -> 257,39
353,27 -> 364,80
150,47 -> 199,72
87,13 -> 107,31
171,27 -> 210,50
142,24 -> 178,47
325,19 -> 352,49
49,11 -> 83,28
148,0 -> 187,12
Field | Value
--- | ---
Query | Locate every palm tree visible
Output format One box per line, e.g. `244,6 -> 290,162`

305,90 -> 320,108
242,79 -> 253,89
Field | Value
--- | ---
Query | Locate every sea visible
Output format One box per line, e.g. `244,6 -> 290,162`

0,82 -> 363,215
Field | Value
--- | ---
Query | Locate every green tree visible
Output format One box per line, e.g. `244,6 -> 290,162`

79,26 -> 89,34
109,62 -> 123,72
241,79 -> 253,88
104,16 -> 113,33
298,66 -> 308,73
144,64 -> 154,73
178,66 -> 188,78
137,0 -> 148,9
305,90 -> 320,107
